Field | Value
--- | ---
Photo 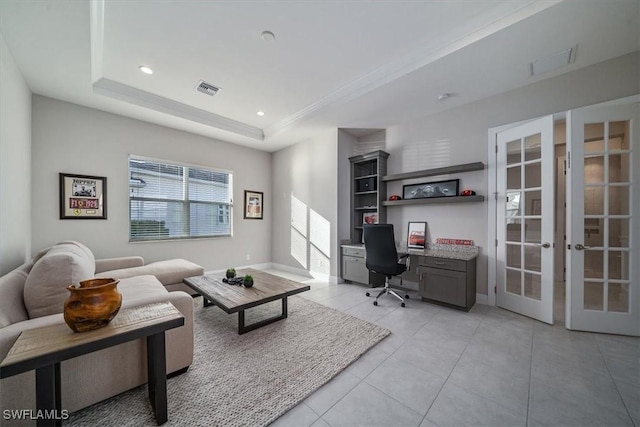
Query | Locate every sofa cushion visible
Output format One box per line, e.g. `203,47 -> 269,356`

0,263 -> 31,327
23,242 -> 95,319
97,259 -> 204,286
117,275 -> 168,307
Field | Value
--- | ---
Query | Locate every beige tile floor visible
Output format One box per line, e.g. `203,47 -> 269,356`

263,269 -> 640,427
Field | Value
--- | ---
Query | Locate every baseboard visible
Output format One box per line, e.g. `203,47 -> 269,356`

476,293 -> 489,305
269,263 -> 339,284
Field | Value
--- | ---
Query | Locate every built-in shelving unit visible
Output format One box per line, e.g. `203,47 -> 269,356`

349,150 -> 389,244
382,161 -> 485,207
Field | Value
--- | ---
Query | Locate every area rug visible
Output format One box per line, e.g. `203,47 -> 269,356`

68,295 -> 390,426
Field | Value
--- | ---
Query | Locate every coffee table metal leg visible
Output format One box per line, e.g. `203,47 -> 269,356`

237,297 -> 289,335
147,332 -> 168,425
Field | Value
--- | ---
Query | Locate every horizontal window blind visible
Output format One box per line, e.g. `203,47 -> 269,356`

129,157 -> 232,241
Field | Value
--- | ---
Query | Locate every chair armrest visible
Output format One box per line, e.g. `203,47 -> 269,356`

398,253 -> 410,270
95,256 -> 145,273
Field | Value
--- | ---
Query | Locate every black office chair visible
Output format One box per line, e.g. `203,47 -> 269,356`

363,224 -> 410,307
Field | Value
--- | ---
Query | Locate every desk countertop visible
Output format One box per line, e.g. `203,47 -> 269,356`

342,243 -> 478,261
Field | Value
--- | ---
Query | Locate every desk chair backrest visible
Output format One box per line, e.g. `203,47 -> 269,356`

363,224 -> 399,276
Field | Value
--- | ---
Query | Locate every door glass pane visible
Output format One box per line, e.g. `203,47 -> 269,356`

584,187 -> 604,215
608,251 -> 629,280
524,245 -> 541,272
524,272 -> 541,300
608,283 -> 629,313
584,218 -> 603,246
524,219 -> 541,243
584,250 -> 604,279
507,139 -> 521,165
524,134 -> 542,161
506,269 -> 521,295
506,191 -> 521,219
609,121 -> 629,150
507,222 -> 522,242
507,167 -> 521,189
524,190 -> 541,216
584,123 -> 604,152
584,282 -> 603,310
609,219 -> 629,247
584,156 -> 604,184
609,186 -> 629,215
507,244 -> 521,268
525,162 -> 541,188
609,153 -> 630,183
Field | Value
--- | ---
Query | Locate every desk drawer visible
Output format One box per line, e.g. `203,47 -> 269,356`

420,256 -> 466,272
342,246 -> 365,257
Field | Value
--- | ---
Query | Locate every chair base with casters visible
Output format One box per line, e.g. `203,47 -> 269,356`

365,259 -> 410,307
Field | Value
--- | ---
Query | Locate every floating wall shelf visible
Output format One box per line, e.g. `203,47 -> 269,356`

383,195 -> 485,207
382,162 -> 485,182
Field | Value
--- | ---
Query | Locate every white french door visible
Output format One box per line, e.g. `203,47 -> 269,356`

496,115 -> 554,324
566,103 -> 639,336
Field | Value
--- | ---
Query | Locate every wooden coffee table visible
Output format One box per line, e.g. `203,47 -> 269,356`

183,269 -> 310,334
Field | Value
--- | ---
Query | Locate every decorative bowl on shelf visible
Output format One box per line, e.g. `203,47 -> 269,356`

63,278 -> 122,333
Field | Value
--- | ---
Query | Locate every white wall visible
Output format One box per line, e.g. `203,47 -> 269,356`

385,52 -> 639,295
337,130 -> 357,249
271,130 -> 339,280
31,96 -> 272,271
0,35 -> 31,274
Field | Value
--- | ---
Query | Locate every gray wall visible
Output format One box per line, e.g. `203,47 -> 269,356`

271,130 -> 339,280
0,35 -> 31,274
385,52 -> 639,295
31,96 -> 272,271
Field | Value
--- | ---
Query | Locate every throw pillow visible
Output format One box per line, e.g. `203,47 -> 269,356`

23,243 -> 95,319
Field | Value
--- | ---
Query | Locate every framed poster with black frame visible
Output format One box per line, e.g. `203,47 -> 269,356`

59,173 -> 107,219
244,190 -> 263,219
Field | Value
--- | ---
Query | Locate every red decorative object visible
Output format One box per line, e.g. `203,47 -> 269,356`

460,189 -> 476,196
388,195 -> 402,201
436,238 -> 474,246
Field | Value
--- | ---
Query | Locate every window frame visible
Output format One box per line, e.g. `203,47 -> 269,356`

128,155 -> 233,242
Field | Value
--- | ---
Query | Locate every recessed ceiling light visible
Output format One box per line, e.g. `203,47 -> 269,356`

261,31 -> 275,42
139,66 -> 153,75
437,93 -> 451,102
257,111 -> 265,116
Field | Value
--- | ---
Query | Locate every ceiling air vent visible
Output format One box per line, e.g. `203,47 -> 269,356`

195,80 -> 221,96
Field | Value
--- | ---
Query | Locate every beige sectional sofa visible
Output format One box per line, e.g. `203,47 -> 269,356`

0,241 -> 204,419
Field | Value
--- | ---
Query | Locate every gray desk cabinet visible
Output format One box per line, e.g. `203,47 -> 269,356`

341,246 -> 369,285
418,256 -> 476,311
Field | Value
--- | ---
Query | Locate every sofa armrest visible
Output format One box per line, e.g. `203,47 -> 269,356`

95,256 -> 145,273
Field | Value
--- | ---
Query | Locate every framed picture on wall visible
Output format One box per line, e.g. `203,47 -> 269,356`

403,179 -> 459,200
362,212 -> 378,225
407,221 -> 427,249
244,190 -> 263,219
59,173 -> 107,219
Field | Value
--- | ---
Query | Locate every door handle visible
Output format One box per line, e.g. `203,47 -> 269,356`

540,242 -> 551,248
574,244 -> 590,251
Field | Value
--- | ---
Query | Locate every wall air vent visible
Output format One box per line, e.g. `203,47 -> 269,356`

195,80 -> 221,96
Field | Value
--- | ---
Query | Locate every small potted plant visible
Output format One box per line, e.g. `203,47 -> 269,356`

226,268 -> 236,279
243,274 -> 254,288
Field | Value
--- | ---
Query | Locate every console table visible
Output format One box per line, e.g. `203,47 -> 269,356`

0,302 -> 184,426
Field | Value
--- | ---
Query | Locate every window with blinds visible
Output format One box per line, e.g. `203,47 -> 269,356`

129,156 -> 232,241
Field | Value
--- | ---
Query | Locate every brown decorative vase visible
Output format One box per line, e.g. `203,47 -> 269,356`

63,278 -> 122,333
